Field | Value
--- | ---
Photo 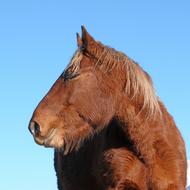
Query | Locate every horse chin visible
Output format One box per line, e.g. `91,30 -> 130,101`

33,128 -> 64,149
34,132 -> 78,156
34,124 -> 91,155
54,137 -> 82,156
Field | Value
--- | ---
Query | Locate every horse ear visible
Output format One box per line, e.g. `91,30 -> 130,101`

76,33 -> 83,48
80,26 -> 104,58
81,26 -> 97,51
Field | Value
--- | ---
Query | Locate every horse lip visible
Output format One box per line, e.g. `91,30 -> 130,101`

43,128 -> 58,147
45,128 -> 56,139
34,128 -> 56,146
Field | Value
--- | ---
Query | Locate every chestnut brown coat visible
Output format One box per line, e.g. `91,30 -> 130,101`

29,26 -> 187,190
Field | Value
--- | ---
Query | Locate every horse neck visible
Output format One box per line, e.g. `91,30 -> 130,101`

116,95 -> 145,123
58,119 -> 131,159
115,96 -> 157,163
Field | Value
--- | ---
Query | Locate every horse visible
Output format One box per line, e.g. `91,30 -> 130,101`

29,26 -> 187,190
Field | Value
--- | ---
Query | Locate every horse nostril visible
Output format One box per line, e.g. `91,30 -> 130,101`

29,121 -> 41,136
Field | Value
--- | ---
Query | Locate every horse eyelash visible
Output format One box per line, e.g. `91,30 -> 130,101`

62,51 -> 82,82
62,71 -> 80,82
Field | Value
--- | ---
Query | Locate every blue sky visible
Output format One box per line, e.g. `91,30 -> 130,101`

0,0 -> 189,189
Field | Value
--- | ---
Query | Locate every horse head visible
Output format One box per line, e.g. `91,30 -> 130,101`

28,26 -> 124,154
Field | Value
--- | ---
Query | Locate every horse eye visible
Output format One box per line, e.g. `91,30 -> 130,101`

62,70 -> 79,82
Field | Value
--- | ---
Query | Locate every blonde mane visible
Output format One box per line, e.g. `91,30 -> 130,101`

97,45 -> 161,117
64,50 -> 83,75
68,46 -> 161,118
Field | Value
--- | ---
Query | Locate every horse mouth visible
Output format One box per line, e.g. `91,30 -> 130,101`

34,128 -> 79,155
34,128 -> 56,147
